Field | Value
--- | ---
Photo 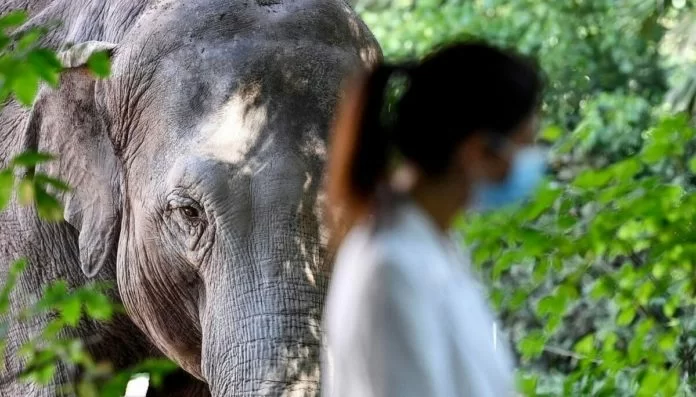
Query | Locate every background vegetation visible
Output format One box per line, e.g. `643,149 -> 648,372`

355,0 -> 696,395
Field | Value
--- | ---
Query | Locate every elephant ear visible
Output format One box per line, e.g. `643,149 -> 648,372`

28,41 -> 120,277
58,41 -> 117,69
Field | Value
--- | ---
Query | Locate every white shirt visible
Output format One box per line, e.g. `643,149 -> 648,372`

322,198 -> 515,397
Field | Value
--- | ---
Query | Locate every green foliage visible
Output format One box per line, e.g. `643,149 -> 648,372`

357,0 -> 681,130
359,1 -> 696,396
0,11 -> 62,105
0,151 -> 67,220
460,110 -> 696,395
6,275 -> 176,396
86,51 -> 111,78
0,10 -> 176,396
0,260 -> 170,397
462,112 -> 696,395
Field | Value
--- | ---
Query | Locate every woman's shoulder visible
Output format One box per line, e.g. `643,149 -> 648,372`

335,220 -> 431,284
335,222 -> 398,268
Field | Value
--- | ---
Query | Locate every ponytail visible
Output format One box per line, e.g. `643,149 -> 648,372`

326,64 -> 397,238
326,41 -> 543,249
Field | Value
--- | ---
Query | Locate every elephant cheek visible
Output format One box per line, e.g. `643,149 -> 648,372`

117,246 -> 205,378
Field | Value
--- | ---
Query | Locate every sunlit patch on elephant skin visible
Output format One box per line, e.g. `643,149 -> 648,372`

200,83 -> 268,165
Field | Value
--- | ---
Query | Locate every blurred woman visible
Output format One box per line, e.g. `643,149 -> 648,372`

322,41 -> 546,397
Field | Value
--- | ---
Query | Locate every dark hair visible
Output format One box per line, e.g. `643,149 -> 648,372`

327,40 -> 543,232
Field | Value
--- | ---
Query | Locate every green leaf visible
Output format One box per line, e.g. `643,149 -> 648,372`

663,295 -> 680,318
555,214 -> 577,229
590,276 -> 615,300
663,370 -> 680,396
472,245 -> 492,265
689,156 -> 696,174
558,284 -> 579,300
17,28 -> 43,51
40,280 -> 68,308
658,332 -> 678,352
522,183 -> 561,221
573,168 -> 612,189
609,157 -> 642,180
66,340 -> 86,364
83,291 -> 114,321
34,185 -> 63,221
543,315 -> 561,334
34,173 -> 70,191
490,288 -> 504,310
0,281 -> 13,313
0,168 -> 13,210
12,151 -> 55,167
17,178 -> 34,206
0,11 -> 28,29
574,334 -> 595,355
59,295 -> 82,327
540,125 -> 563,142
509,289 -> 528,310
537,295 -> 566,317
99,373 -> 132,397
532,258 -> 550,283
42,319 -> 64,339
628,335 -> 645,365
23,362 -> 57,385
12,70 -> 39,106
11,257 -> 26,272
87,51 -> 111,78
76,381 -> 99,397
518,227 -> 551,256
518,330 -> 547,360
641,141 -> 671,164
602,332 -> 618,352
636,318 -> 655,338
637,370 -> 664,397
517,372 -> 538,395
35,363 -> 57,384
652,261 -> 668,279
0,34 -> 9,50
617,306 -> 636,326
28,49 -> 62,86
492,249 -> 521,280
636,282 -> 655,306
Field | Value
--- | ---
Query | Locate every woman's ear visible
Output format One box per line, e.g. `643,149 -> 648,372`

456,133 -> 510,184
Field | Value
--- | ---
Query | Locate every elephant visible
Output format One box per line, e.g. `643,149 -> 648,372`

0,0 -> 380,395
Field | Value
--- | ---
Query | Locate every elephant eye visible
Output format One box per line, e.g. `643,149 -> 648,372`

166,196 -> 204,221
181,206 -> 200,218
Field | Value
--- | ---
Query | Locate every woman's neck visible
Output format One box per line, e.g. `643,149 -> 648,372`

409,176 -> 469,233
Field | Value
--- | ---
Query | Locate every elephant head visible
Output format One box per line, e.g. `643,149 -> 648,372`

27,0 -> 379,394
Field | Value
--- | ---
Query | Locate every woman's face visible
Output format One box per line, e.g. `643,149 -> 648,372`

454,113 -> 540,192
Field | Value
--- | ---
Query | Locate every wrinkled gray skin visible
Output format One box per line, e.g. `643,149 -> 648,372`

0,0 -> 380,395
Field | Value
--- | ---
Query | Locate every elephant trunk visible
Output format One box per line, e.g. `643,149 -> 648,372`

201,270 -> 327,396
200,153 -> 330,395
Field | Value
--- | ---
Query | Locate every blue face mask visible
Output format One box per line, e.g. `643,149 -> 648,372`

472,145 -> 547,211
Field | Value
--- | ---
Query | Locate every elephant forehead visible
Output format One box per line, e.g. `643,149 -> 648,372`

198,83 -> 268,165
